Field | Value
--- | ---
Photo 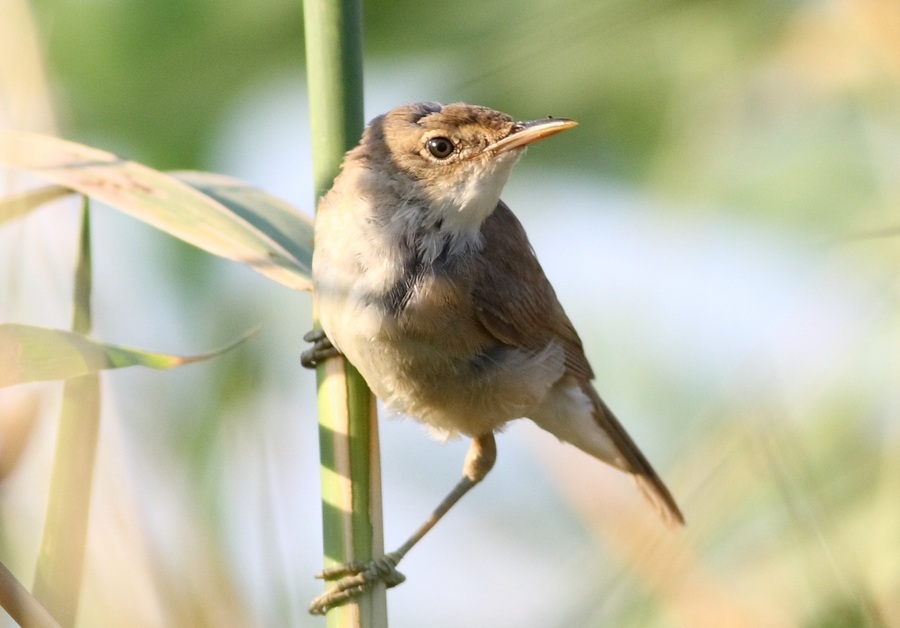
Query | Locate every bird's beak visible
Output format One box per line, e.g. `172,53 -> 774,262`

484,117 -> 578,155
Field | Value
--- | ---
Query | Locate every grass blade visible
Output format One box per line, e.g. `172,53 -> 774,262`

32,374 -> 99,626
0,323 -> 259,388
0,133 -> 313,291
171,170 -> 313,277
32,198 -> 97,626
0,185 -> 74,226
0,560 -> 60,628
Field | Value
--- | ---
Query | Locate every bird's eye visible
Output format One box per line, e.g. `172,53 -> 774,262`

426,137 -> 455,159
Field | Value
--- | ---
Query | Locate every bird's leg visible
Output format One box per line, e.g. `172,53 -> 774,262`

308,433 -> 498,615
301,329 -> 342,368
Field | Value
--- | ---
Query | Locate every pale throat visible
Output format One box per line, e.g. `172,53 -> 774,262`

415,151 -> 521,259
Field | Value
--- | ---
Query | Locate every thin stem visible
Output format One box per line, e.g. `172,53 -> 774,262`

0,560 -> 60,628
32,198 -> 101,626
303,0 -> 386,626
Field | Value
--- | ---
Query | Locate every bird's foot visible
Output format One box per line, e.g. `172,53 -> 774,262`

308,553 -> 406,615
301,329 -> 341,368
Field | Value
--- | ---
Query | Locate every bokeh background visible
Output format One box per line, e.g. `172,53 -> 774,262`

2,0 -> 900,625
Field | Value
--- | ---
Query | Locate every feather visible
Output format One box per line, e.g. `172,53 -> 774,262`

474,201 -> 684,526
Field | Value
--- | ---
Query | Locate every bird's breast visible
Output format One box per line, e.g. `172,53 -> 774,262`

312,187 -> 565,437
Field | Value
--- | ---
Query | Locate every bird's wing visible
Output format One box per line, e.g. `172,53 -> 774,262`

472,201 -> 593,380
473,201 -> 684,527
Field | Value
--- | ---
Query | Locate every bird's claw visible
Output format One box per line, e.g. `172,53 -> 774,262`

308,553 -> 406,615
301,329 -> 341,368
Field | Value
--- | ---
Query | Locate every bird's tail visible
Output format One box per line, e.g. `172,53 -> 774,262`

582,383 -> 685,527
530,379 -> 685,526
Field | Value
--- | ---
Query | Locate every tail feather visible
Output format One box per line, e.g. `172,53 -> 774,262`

582,383 -> 685,527
633,472 -> 685,528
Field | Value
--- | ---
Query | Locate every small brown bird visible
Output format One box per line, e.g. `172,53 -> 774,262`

304,101 -> 683,614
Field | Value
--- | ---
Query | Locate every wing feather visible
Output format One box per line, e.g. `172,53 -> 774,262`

473,201 -> 684,526
473,201 -> 593,380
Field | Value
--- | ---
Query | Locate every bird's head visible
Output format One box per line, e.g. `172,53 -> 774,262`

353,102 -> 577,233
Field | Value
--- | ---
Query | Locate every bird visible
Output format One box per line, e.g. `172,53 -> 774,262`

303,101 -> 683,614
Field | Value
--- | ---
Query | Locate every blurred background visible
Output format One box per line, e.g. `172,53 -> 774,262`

2,0 -> 900,625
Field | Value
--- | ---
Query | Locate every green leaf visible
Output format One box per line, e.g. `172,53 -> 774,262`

33,202 -> 97,625
0,323 -> 259,388
171,170 -> 313,277
0,185 -> 75,227
33,373 -> 99,625
0,132 -> 313,291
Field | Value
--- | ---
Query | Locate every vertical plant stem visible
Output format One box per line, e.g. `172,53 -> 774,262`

303,1 -> 387,627
33,197 -> 101,626
304,0 -> 364,197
